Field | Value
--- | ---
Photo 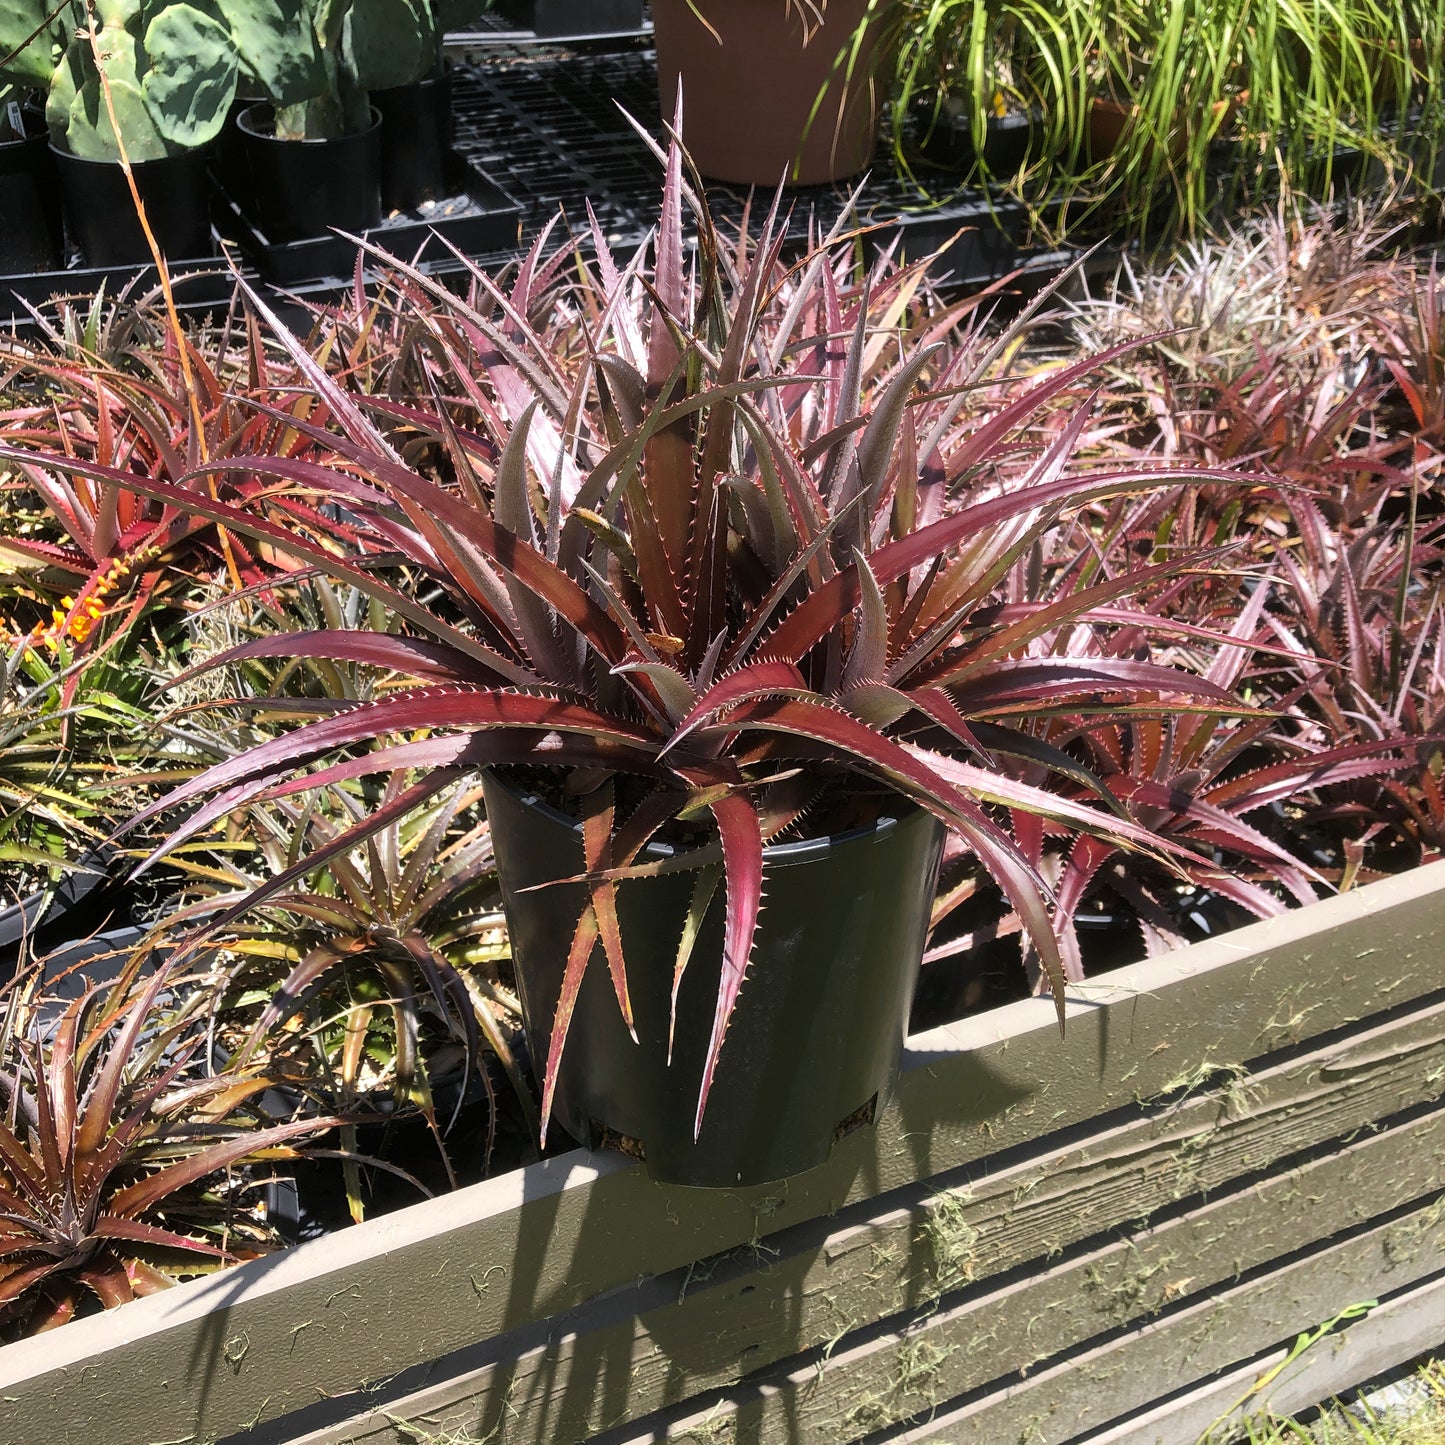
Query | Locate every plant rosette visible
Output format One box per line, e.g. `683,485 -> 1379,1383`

70,130 -> 1278,1188
0,942 -> 337,1335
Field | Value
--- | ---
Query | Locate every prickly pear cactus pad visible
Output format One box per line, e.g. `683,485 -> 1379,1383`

26,1 -> 327,161
0,0 -> 68,91
345,0 -> 435,92
216,0 -> 326,106
141,5 -> 240,150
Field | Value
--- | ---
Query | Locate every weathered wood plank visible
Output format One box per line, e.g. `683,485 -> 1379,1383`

284,995 -> 1445,1445
629,1115 -> 1445,1444
890,1242 -> 1445,1445
1,864 -> 1441,1445
884,1208 -> 1445,1444
1082,1270 -> 1445,1444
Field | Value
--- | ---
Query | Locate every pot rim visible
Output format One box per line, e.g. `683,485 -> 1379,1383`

237,103 -> 383,145
47,138 -> 211,166
487,770 -> 918,867
370,70 -> 449,100
0,840 -> 122,955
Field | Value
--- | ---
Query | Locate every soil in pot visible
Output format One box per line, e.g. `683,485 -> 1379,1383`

483,772 -> 946,1188
0,105 -> 63,272
51,143 -> 213,266
235,104 -> 382,244
652,0 -> 887,186
372,74 -> 452,213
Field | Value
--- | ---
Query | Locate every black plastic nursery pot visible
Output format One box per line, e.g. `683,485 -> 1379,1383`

0,843 -> 125,982
482,773 -> 946,1189
50,144 -> 212,266
496,0 -> 646,37
217,92 -> 265,213
373,73 -> 452,212
214,148 -> 521,288
0,107 -> 63,272
916,102 -> 1048,178
235,104 -> 382,244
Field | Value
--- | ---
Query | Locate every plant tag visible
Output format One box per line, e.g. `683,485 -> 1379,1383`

5,102 -> 23,138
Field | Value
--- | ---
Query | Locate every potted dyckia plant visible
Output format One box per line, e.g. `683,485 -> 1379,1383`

0,943 -> 336,1333
32,138 -> 1263,1188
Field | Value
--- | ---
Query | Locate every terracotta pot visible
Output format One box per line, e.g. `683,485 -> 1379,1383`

1088,91 -> 1243,167
652,0 -> 887,186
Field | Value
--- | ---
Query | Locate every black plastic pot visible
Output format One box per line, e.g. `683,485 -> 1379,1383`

497,0 -> 645,37
236,104 -> 382,244
915,99 -> 1047,177
373,73 -> 452,212
0,107 -> 63,272
483,774 -> 946,1188
213,148 -> 521,288
0,844 -> 126,982
51,143 -> 212,266
36,924 -> 148,1003
218,92 -> 265,215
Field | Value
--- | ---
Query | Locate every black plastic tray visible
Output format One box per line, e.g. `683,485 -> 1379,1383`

447,3 -> 650,47
215,148 -> 522,288
445,49 -> 1080,290
492,0 -> 647,40
0,248 -> 246,333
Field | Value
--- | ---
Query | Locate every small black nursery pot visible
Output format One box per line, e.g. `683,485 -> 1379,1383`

236,104 -> 382,244
372,72 -> 452,212
0,107 -> 63,272
51,144 -> 212,266
915,100 -> 1048,178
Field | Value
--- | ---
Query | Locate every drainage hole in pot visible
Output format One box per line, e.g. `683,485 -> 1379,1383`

833,1095 -> 879,1144
593,1122 -> 647,1163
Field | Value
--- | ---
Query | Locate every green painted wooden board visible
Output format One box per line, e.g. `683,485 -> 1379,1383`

0,864 -> 1441,1445
890,1201 -> 1445,1445
291,994 -> 1445,1444
618,1109 -> 1445,1444
1086,1270 -> 1445,1444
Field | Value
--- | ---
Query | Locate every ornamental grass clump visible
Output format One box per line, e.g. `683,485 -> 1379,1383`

15,129 -> 1286,1144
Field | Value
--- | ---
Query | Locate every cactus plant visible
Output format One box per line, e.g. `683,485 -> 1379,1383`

0,1 -> 494,154
0,0 -> 326,160
273,0 -> 492,140
272,0 -> 434,139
